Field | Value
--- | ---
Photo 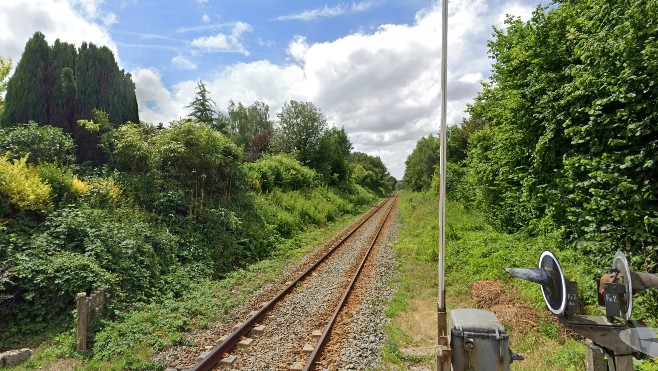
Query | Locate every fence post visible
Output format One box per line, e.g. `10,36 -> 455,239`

586,339 -> 607,371
76,292 -> 88,352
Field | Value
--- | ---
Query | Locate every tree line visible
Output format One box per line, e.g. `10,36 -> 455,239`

403,0 -> 658,276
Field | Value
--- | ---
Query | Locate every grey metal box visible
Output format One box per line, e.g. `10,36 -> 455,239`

450,308 -> 511,370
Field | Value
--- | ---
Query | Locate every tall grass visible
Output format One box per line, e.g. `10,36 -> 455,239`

383,191 -> 603,370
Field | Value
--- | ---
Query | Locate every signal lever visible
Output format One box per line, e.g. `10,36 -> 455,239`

506,251 -> 658,371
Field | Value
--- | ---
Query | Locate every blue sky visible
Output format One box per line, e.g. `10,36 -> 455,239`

0,0 -> 543,178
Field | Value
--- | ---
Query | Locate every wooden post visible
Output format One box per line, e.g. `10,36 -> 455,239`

586,339 -> 607,371
76,292 -> 88,352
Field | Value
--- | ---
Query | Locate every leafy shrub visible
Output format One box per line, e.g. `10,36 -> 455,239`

5,250 -> 115,321
82,176 -> 126,209
245,154 -> 319,192
109,120 -> 244,214
37,162 -> 79,206
0,122 -> 76,165
3,206 -> 180,322
0,154 -> 51,213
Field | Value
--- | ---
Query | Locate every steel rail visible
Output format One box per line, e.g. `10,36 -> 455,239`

194,196 -> 394,371
302,195 -> 396,370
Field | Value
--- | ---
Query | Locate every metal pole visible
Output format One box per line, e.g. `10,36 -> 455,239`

438,0 -> 448,315
436,0 -> 451,369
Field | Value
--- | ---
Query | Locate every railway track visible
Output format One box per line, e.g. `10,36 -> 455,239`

162,194 -> 398,370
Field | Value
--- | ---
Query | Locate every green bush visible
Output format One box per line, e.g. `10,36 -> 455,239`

245,153 -> 319,192
8,250 -> 114,318
1,206 -> 180,323
37,162 -> 78,206
0,122 -> 76,165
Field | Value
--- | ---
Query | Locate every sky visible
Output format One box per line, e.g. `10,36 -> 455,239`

0,0 -> 543,179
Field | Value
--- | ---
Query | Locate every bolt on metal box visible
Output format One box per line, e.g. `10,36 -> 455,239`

449,309 -> 512,371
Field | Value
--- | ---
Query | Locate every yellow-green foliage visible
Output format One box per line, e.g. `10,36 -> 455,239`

83,177 -> 125,208
0,153 -> 51,211
71,175 -> 90,195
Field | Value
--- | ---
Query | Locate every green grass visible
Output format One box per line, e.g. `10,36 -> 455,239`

383,191 -> 604,370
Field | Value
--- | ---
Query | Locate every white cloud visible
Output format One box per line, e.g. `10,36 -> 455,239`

0,0 -> 118,64
171,55 -> 197,70
135,0 -> 541,178
191,33 -> 229,50
133,67 -> 187,124
275,1 -> 376,22
287,36 -> 309,62
189,22 -> 252,55
202,14 -> 210,23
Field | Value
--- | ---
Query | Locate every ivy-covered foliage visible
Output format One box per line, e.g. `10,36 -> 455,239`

457,1 -> 658,272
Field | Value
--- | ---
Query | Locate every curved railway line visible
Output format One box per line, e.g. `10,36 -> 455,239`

161,194 -> 399,370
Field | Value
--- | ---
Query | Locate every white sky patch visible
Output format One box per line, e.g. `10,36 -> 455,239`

133,67 -> 187,124
0,0 -> 118,65
287,36 -> 309,62
189,22 -> 252,55
498,2 -> 536,25
192,33 -> 229,50
275,1 -> 375,22
171,55 -> 197,70
459,72 -> 483,84
202,14 -> 210,23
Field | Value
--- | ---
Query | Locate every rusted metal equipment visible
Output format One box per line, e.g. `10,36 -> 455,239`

506,250 -> 658,370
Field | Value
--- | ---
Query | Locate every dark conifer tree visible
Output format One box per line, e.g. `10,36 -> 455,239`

1,32 -> 50,127
1,32 -> 139,164
186,81 -> 216,127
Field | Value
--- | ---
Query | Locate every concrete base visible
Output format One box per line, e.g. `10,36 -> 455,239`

302,343 -> 314,353
219,355 -> 238,365
0,349 -> 32,367
251,325 -> 265,334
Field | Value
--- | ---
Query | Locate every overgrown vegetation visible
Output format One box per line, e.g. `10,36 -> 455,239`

0,32 -> 396,368
402,0 -> 658,319
384,191 -> 623,370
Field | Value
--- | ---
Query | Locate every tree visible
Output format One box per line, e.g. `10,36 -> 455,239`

350,151 -> 393,193
0,55 -> 11,115
403,135 -> 440,191
1,32 -> 50,128
186,81 -> 217,128
227,100 -> 273,161
1,33 -> 139,165
273,100 -> 328,168
465,0 -> 658,273
316,127 -> 352,184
